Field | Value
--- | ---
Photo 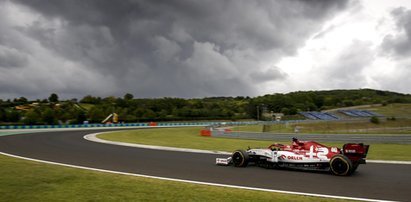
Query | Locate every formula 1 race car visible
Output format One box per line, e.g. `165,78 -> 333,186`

216,138 -> 369,176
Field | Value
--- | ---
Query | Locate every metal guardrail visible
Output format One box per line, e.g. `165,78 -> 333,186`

211,130 -> 411,144
0,119 -> 363,130
0,121 -> 262,130
0,123 -> 149,129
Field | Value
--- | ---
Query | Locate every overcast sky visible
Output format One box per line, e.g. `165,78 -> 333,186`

0,0 -> 411,100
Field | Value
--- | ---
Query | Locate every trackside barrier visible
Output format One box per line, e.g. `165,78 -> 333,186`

0,121 -> 263,130
0,123 -> 149,129
0,120 -> 324,130
209,130 -> 411,144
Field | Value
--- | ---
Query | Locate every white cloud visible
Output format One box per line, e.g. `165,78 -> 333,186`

270,0 -> 411,95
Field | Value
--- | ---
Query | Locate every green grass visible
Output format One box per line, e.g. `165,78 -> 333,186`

0,154 -> 347,202
78,103 -> 95,111
260,119 -> 411,134
231,118 -> 411,134
98,127 -> 411,161
358,103 -> 411,117
100,127 -> 276,152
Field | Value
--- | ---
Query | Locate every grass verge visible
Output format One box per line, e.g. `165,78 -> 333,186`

236,119 -> 411,134
0,154 -> 347,202
358,103 -> 411,117
98,127 -> 411,161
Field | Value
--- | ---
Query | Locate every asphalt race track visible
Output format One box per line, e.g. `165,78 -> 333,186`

0,129 -> 410,201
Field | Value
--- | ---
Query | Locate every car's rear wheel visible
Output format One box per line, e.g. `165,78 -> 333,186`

232,150 -> 249,167
330,154 -> 353,176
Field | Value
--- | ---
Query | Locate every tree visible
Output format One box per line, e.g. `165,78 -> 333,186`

289,107 -> 298,115
17,97 -> 28,104
7,110 -> 21,122
12,97 -> 28,105
88,106 -> 106,123
141,109 -> 156,120
23,109 -> 40,125
0,108 -> 6,122
370,116 -> 380,124
280,107 -> 290,115
49,93 -> 59,103
42,108 -> 57,125
313,96 -> 325,108
124,93 -> 134,100
75,111 -> 87,124
343,100 -> 354,107
80,95 -> 102,104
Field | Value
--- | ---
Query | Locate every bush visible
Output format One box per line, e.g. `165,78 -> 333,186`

387,116 -> 396,121
42,108 -> 57,125
370,116 -> 380,124
23,110 -> 40,125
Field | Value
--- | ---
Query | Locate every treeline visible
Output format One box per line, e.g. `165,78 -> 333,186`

0,89 -> 410,125
82,94 -> 250,123
0,94 -> 86,125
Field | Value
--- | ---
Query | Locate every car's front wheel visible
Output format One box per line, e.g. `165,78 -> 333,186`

330,154 -> 353,176
232,150 -> 249,167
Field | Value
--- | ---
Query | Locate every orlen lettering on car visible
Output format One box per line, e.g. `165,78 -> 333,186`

287,156 -> 303,160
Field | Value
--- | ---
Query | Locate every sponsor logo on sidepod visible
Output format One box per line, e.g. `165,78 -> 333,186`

287,156 -> 303,160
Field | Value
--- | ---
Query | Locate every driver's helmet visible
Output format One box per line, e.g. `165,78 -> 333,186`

292,137 -> 300,149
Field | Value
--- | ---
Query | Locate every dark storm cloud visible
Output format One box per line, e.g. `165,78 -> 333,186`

0,47 -> 28,68
382,7 -> 411,58
3,0 -> 351,99
250,66 -> 288,83
377,7 -> 411,94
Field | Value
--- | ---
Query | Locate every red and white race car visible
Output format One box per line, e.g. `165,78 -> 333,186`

216,138 -> 369,176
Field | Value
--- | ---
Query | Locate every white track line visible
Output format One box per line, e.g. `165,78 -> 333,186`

0,151 -> 394,202
85,132 -> 411,165
367,160 -> 411,164
84,132 -> 230,155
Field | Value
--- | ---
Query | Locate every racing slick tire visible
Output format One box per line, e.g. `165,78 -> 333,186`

330,154 -> 354,176
232,150 -> 249,167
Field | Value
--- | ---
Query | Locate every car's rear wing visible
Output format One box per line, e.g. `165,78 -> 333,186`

342,143 -> 370,164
